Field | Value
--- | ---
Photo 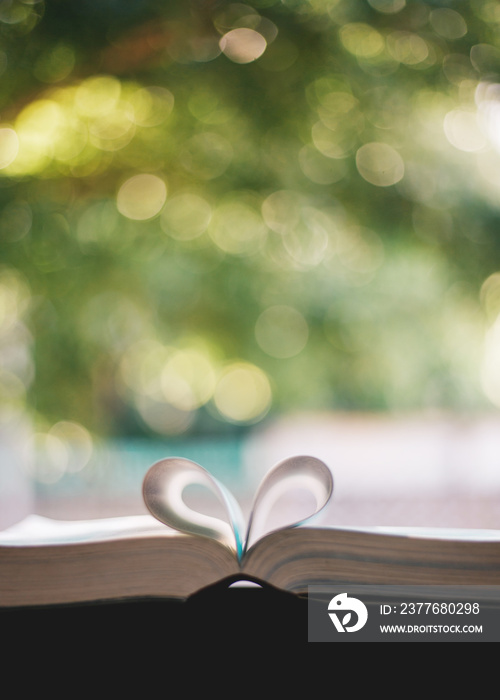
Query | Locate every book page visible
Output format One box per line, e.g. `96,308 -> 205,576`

142,456 -> 245,557
141,455 -> 333,560
332,524 -> 500,541
244,455 -> 333,551
0,513 -> 171,545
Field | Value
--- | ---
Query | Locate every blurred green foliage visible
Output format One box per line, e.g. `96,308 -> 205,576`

1,0 -> 500,443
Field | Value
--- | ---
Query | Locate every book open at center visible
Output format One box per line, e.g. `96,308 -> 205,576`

1,455 -> 500,608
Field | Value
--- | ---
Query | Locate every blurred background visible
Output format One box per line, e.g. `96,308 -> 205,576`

1,0 -> 500,531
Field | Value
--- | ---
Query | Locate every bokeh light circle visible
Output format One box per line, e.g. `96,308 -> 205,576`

219,28 -> 267,64
116,174 -> 167,220
255,305 -> 309,358
0,128 -> 19,169
356,142 -> 405,186
213,362 -> 272,423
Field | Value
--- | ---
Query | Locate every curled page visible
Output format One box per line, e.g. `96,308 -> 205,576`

142,454 -> 333,563
244,455 -> 333,553
142,457 -> 246,559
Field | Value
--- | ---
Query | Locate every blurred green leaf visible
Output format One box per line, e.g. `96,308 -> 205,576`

1,0 -> 499,440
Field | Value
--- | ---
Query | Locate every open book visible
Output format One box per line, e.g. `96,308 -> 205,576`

1,455 -> 500,608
